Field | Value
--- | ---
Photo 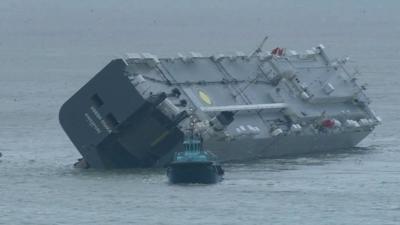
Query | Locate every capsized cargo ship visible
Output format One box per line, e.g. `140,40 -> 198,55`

59,44 -> 381,169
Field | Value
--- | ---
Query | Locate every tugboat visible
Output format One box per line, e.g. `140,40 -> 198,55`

167,130 -> 224,184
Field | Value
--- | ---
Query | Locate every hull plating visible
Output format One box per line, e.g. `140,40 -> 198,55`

207,130 -> 371,162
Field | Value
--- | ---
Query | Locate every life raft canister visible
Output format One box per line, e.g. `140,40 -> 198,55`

321,119 -> 335,128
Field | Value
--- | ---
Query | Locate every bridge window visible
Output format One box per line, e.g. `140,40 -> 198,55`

105,113 -> 119,128
91,94 -> 103,107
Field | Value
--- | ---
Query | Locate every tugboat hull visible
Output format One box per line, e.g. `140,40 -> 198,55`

167,162 -> 222,184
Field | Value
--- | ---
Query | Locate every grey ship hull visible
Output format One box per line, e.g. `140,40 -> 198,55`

207,130 -> 371,162
59,45 -> 379,169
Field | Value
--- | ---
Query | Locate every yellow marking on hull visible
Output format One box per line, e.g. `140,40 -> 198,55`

198,90 -> 212,105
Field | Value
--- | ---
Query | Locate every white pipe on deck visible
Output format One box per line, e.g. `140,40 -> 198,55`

200,103 -> 287,112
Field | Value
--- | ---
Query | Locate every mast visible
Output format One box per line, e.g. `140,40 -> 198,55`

249,35 -> 269,57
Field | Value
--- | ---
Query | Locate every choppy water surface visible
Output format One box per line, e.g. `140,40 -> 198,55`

1,1 -> 399,224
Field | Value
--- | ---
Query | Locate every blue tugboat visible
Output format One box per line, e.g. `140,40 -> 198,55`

167,132 -> 224,184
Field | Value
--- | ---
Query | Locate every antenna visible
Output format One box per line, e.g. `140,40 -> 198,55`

249,35 -> 269,57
